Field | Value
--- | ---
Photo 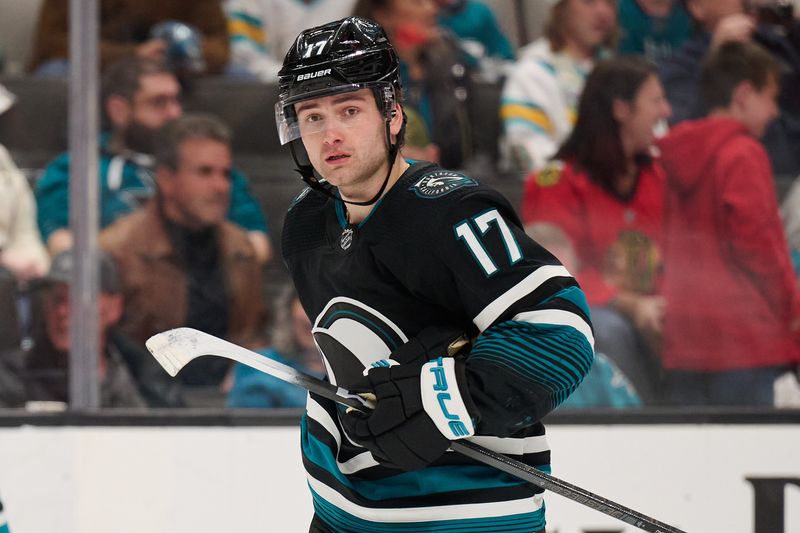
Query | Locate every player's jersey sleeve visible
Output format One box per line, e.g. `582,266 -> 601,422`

430,187 -> 594,437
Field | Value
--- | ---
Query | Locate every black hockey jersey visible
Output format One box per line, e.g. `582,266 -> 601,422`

282,162 -> 594,532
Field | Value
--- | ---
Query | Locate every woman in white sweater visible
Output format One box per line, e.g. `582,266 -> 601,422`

0,84 -> 49,281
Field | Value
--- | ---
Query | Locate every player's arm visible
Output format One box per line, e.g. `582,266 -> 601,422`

341,189 -> 593,470
464,284 -> 594,436
441,190 -> 594,435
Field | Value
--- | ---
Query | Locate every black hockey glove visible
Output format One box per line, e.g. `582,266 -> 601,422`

341,356 -> 477,472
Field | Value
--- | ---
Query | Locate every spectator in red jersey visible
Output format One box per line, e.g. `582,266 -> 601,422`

657,41 -> 800,406
522,56 -> 671,403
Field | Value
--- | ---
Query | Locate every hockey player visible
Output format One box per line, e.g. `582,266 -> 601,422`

277,17 -> 594,532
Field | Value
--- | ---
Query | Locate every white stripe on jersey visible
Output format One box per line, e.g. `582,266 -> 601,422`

468,434 -> 550,456
513,308 -> 595,349
307,397 -> 380,474
309,397 -> 550,470
473,265 -> 572,332
307,475 -> 544,523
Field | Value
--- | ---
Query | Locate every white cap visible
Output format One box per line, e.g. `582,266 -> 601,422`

0,83 -> 16,116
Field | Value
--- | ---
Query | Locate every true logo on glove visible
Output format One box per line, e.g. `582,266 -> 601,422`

427,358 -> 472,438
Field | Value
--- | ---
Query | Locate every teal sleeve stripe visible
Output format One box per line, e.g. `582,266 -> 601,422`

541,285 -> 592,319
470,321 -> 593,394
474,323 -> 593,382
230,35 -> 267,51
302,431 -> 527,500
526,330 -> 595,374
502,117 -> 548,135
473,346 -> 574,393
477,339 -> 578,388
311,487 -> 546,533
229,11 -> 263,28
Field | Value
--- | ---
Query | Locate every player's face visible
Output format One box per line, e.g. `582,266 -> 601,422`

295,89 -> 393,198
564,0 -> 616,52
740,75 -> 780,138
159,138 -> 232,229
616,74 -> 672,155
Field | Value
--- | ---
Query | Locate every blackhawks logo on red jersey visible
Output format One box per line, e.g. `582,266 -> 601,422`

534,162 -> 564,188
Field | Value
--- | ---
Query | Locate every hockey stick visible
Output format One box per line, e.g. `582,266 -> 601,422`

146,327 -> 686,533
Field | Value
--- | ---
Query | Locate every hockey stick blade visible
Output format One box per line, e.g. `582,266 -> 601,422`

146,327 -> 686,533
145,327 -> 373,410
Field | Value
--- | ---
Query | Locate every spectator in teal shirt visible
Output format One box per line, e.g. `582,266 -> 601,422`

438,0 -> 515,61
35,56 -> 272,264
618,0 -> 691,64
561,352 -> 642,408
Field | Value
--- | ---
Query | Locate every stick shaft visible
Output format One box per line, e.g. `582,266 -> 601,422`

146,329 -> 685,533
292,365 -> 685,533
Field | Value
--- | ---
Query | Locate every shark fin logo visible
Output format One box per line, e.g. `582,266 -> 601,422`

411,171 -> 477,199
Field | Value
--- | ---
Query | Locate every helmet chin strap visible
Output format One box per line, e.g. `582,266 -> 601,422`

290,114 -> 406,208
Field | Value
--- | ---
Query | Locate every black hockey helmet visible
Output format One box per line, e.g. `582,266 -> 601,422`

275,17 -> 406,206
276,16 -> 401,144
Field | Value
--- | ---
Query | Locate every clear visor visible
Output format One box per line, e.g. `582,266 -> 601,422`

275,83 -> 394,145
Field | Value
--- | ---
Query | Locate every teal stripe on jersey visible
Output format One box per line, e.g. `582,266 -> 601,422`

469,321 -> 593,410
541,285 -> 592,319
473,323 -> 592,385
473,341 -> 589,400
302,428 -> 529,500
534,58 -> 557,76
311,486 -> 546,533
503,117 -> 548,135
230,35 -> 267,51
228,11 -> 263,28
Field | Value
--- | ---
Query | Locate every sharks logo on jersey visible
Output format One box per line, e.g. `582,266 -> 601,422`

312,297 -> 408,388
411,171 -> 477,199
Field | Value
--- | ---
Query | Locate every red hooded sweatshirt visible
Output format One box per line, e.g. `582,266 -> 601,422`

657,117 -> 799,371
